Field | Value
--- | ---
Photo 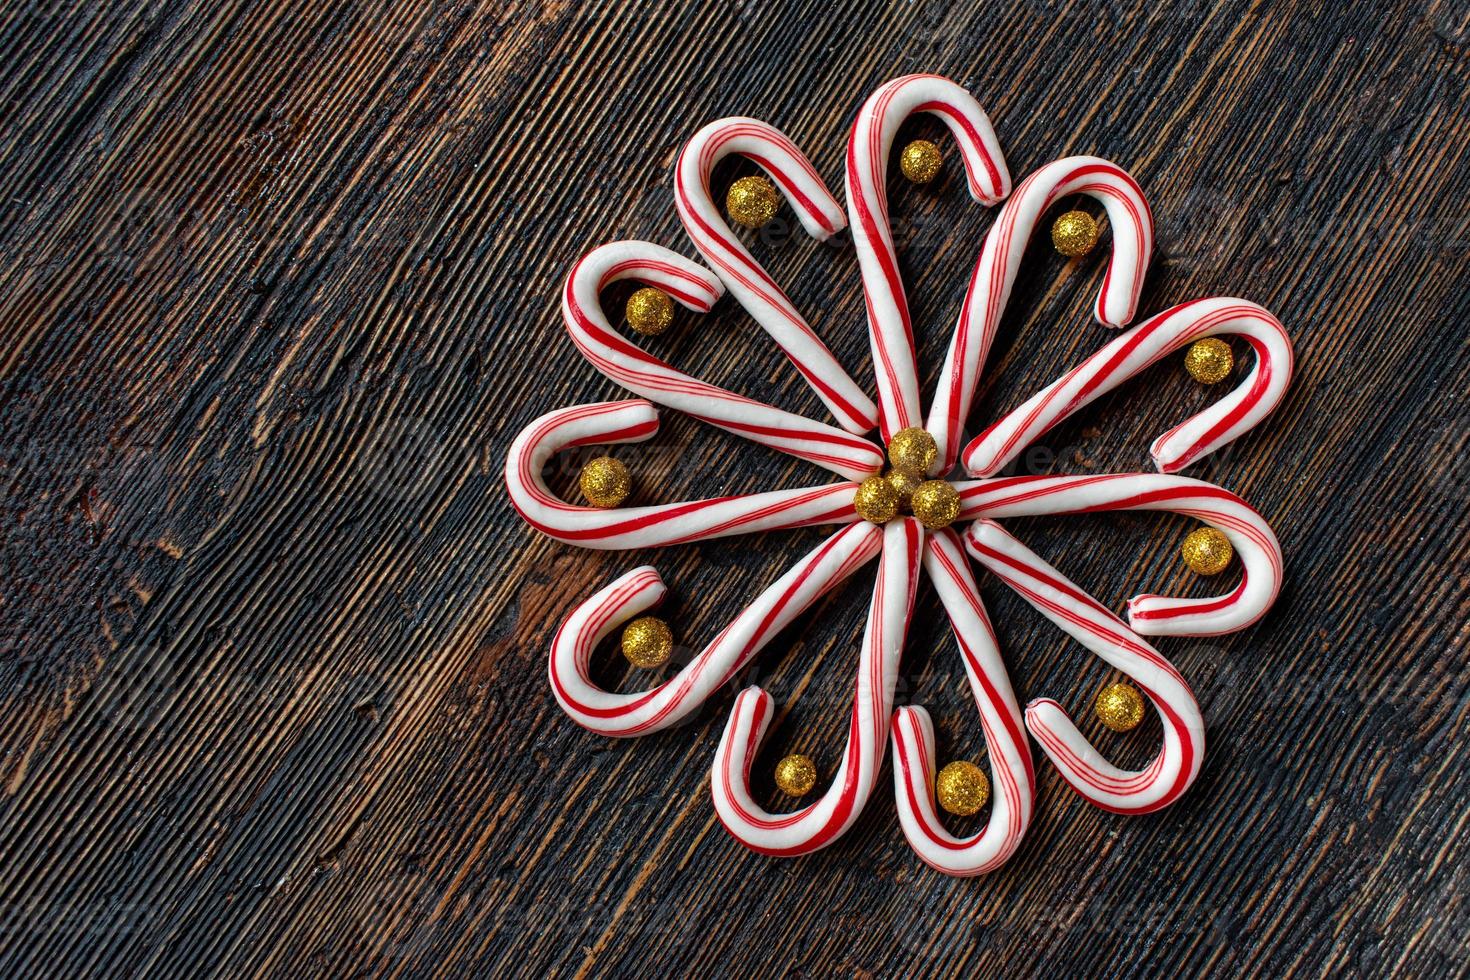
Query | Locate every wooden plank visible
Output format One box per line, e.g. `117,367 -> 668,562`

0,0 -> 1466,976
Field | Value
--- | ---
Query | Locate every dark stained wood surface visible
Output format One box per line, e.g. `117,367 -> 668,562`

1,0 -> 1467,976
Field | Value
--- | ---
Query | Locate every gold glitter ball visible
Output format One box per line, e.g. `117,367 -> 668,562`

726,174 -> 780,228
621,615 -> 672,668
885,469 -> 921,510
853,475 -> 900,524
1181,526 -> 1234,576
579,456 -> 631,508
936,760 -> 990,816
1095,681 -> 1146,732
774,754 -> 818,796
1184,337 -> 1234,384
1051,209 -> 1100,257
910,480 -> 961,530
899,139 -> 943,184
625,286 -> 674,336
887,427 -> 938,477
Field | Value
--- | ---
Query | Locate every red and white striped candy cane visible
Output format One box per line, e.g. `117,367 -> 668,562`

965,519 -> 1204,815
676,118 -> 878,434
564,241 -> 884,481
929,156 -> 1153,469
505,400 -> 862,550
846,74 -> 1010,443
712,518 -> 922,856
954,473 -> 1282,636
891,529 -> 1034,875
550,521 -> 882,737
964,297 -> 1294,477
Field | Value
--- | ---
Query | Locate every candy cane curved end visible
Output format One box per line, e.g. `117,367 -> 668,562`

505,400 -> 862,549
962,297 -> 1294,479
564,241 -> 884,480
955,473 -> 1283,635
928,156 -> 1153,469
847,74 -> 1009,441
680,116 -> 848,240
852,74 -> 1011,207
890,530 -> 1034,875
965,519 -> 1204,814
712,518 -> 923,856
1147,299 -> 1295,474
550,521 -> 883,737
1007,156 -> 1153,328
676,119 -> 877,434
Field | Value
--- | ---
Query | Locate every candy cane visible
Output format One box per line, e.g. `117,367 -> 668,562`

712,517 -> 922,856
891,529 -> 1034,875
965,519 -> 1204,815
929,156 -> 1153,469
964,298 -> 1294,477
954,473 -> 1282,636
676,119 -> 878,434
550,521 -> 882,737
846,74 -> 1010,443
564,241 -> 884,481
505,400 -> 862,549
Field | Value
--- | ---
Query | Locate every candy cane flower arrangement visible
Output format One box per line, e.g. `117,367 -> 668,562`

505,73 -> 1292,876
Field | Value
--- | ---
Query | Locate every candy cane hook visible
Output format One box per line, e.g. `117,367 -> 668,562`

505,400 -> 862,550
550,521 -> 882,737
965,520 -> 1204,814
964,297 -> 1294,477
891,529 -> 1034,875
847,73 -> 1010,443
929,156 -> 1154,469
564,241 -> 885,481
712,518 -> 922,856
954,473 -> 1283,636
676,118 -> 878,434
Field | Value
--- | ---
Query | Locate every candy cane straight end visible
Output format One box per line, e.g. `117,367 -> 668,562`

1150,450 -> 1191,476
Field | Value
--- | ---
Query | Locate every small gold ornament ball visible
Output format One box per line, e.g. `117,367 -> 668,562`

910,480 -> 961,530
853,474 -> 900,524
885,469 -> 921,510
936,760 -> 990,816
1184,337 -> 1234,384
621,615 -> 673,668
774,754 -> 818,796
1095,681 -> 1146,732
899,139 -> 943,184
887,427 -> 938,476
1051,209 -> 1100,257
625,286 -> 674,336
726,174 -> 781,228
1181,526 -> 1234,576
579,456 -> 631,508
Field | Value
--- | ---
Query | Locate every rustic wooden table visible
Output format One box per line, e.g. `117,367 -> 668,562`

1,0 -> 1466,976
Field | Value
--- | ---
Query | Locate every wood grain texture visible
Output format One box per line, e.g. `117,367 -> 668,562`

0,0 -> 1467,975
